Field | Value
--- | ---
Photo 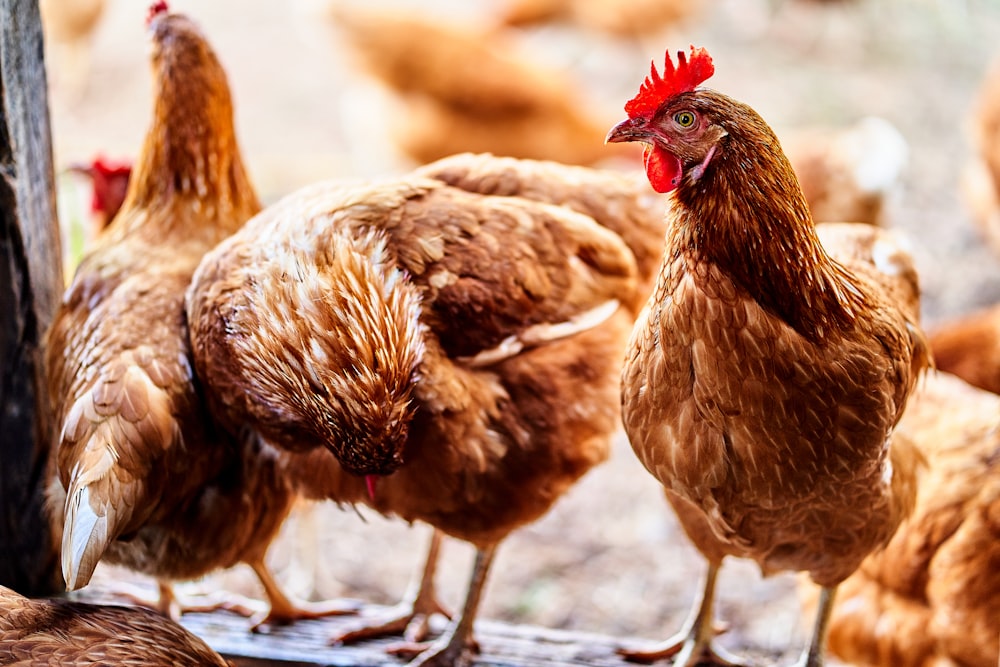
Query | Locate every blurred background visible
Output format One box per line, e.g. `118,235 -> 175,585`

42,0 -> 1000,663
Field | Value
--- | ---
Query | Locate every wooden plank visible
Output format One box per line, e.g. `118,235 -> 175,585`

178,604 -> 640,667
0,0 -> 64,596
74,587 -> 787,667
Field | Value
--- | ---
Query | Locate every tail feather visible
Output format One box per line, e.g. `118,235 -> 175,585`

58,424 -> 135,591
62,484 -> 112,590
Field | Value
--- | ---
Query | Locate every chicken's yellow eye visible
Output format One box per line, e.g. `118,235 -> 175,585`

674,111 -> 696,128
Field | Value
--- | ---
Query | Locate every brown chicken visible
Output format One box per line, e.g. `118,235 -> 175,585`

927,303 -> 1000,395
495,0 -> 701,40
962,54 -> 1000,255
822,371 -> 1000,667
331,7 -> 638,167
67,156 -> 133,232
784,116 -> 909,227
0,585 -> 231,666
607,47 -> 930,666
39,0 -> 106,96
44,3 -> 345,628
186,152 -> 665,666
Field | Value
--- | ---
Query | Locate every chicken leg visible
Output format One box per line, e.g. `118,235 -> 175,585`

103,579 -> 267,621
243,558 -> 361,631
332,529 -> 452,645
619,562 -> 746,666
791,586 -> 836,667
392,543 -> 497,667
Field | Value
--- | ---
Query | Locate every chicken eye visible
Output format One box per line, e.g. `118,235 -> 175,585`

674,111 -> 696,128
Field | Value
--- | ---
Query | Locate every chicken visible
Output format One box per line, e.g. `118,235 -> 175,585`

0,584 -> 232,666
822,371 -> 1000,667
784,116 -> 909,227
39,0 -> 106,97
331,7 -> 638,167
607,47 -> 930,666
962,54 -> 1000,255
67,156 -> 132,232
44,2 -> 348,629
186,152 -> 665,666
495,0 -> 701,41
927,303 -> 1000,395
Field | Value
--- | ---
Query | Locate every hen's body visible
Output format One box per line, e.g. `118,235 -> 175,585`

625,212 -> 921,586
332,8 -> 636,167
962,55 -> 1000,255
929,303 -> 1000,395
825,371 -> 1000,667
784,116 -> 908,227
187,153 -> 662,665
609,50 -> 928,666
0,585 -> 231,667
43,8 -> 306,623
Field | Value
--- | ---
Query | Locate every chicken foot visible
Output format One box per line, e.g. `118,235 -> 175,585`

332,529 -> 452,645
101,579 -> 265,621
390,543 -> 497,667
618,562 -> 747,666
240,558 -> 361,632
790,586 -> 836,667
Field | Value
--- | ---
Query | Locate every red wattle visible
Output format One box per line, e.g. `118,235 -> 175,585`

365,475 -> 378,501
643,146 -> 682,194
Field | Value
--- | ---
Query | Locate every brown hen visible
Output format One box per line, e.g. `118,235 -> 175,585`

822,371 -> 1000,667
495,0 -> 702,40
608,47 -> 929,666
186,153 -> 664,666
928,303 -> 1000,395
784,116 -> 909,227
44,3 -> 344,628
331,7 -> 637,167
962,54 -> 1000,255
0,585 -> 231,666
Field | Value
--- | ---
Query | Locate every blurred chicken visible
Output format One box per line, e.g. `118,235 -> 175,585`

39,0 -> 106,97
44,3 -> 348,628
822,371 -> 1000,667
67,156 -> 133,232
186,152 -> 665,666
495,0 -> 701,41
331,7 -> 638,167
0,585 -> 232,666
58,156 -> 131,281
784,116 -> 908,227
962,55 -> 1000,256
607,47 -> 929,666
927,303 -> 1000,395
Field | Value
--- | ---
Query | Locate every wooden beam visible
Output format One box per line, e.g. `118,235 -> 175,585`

75,587 -> 788,667
0,0 -> 63,596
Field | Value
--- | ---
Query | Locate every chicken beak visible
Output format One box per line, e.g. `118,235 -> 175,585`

606,116 -> 653,145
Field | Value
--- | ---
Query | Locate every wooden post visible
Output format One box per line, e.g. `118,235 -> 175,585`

0,0 -> 64,595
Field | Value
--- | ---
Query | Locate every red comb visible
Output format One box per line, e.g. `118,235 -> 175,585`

91,156 -> 131,177
624,46 -> 715,118
146,1 -> 168,25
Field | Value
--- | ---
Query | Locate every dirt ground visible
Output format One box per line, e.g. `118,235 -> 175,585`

46,0 -> 1000,663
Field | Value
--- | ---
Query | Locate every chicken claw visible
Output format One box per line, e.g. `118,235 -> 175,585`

618,564 -> 749,666
246,559 -> 360,632
332,530 -> 451,645
101,580 -> 262,622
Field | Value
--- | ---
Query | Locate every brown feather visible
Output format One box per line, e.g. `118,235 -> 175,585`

0,585 -> 231,666
823,372 -> 1000,667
